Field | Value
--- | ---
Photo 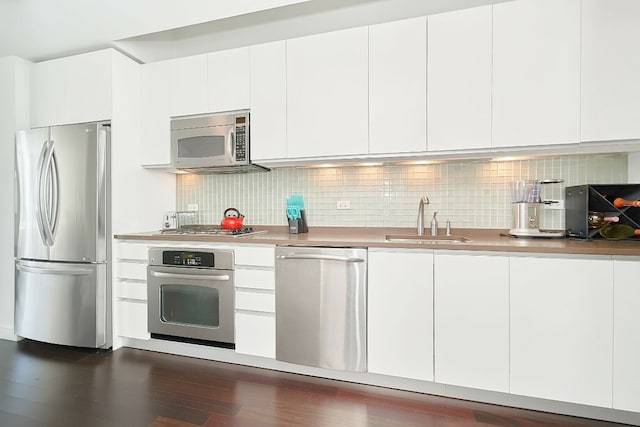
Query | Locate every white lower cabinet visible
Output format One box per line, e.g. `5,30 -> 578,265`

509,254 -> 613,408
113,242 -> 151,344
367,249 -> 433,381
117,299 -> 149,341
234,245 -> 276,359
613,257 -> 640,413
235,311 -> 275,358
434,252 -> 509,392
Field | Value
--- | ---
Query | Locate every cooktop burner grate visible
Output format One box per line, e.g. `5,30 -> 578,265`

160,225 -> 267,237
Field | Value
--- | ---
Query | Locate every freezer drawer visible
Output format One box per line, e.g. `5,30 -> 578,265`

275,246 -> 367,372
15,260 -> 109,348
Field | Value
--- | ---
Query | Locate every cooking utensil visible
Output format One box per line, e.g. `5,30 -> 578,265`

220,208 -> 245,230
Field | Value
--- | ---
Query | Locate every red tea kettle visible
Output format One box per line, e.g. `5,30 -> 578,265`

220,208 -> 244,230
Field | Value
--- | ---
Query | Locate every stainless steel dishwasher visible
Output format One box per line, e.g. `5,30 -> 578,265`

275,246 -> 367,372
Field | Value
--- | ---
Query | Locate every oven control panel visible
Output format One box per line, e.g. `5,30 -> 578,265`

162,250 -> 214,267
148,247 -> 235,270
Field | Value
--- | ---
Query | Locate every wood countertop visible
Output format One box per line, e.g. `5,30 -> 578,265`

114,226 -> 640,256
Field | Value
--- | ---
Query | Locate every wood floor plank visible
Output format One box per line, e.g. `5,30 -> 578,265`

0,339 -> 630,427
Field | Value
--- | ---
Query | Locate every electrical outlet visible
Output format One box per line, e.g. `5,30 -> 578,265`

337,201 -> 351,210
545,200 -> 565,210
187,203 -> 199,211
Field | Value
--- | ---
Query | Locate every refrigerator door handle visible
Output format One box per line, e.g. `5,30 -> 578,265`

38,139 -> 58,247
16,263 -> 94,276
35,139 -> 52,246
48,141 -> 60,237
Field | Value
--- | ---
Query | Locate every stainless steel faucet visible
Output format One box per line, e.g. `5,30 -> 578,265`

430,211 -> 439,236
417,196 -> 429,236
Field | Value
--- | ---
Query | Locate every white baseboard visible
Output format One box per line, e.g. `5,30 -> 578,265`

0,327 -> 19,341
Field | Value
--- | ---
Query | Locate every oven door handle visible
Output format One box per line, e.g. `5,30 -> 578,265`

149,271 -> 231,281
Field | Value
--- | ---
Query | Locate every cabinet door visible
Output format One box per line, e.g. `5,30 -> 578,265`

250,41 -> 287,161
369,17 -> 426,154
427,6 -> 492,151
117,299 -> 150,340
30,58 -> 68,127
492,0 -> 580,148
368,249 -> 433,381
613,258 -> 640,412
207,47 -> 250,113
30,50 -> 112,127
286,27 -> 368,158
235,311 -> 275,358
581,0 -> 640,142
140,60 -> 171,166
168,54 -> 208,117
510,255 -> 613,407
66,49 -> 112,124
434,252 -> 509,392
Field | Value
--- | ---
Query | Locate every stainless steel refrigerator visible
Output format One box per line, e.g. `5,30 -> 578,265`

15,122 -> 111,349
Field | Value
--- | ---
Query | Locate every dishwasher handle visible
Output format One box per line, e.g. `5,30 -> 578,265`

276,254 -> 365,263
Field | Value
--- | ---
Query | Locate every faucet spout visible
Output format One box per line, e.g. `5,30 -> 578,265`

417,196 -> 429,236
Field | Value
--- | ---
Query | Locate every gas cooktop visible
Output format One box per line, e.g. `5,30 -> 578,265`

160,225 -> 267,237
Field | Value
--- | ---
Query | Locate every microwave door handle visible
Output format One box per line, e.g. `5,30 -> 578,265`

228,126 -> 235,162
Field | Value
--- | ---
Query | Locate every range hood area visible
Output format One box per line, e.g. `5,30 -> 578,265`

178,163 -> 270,174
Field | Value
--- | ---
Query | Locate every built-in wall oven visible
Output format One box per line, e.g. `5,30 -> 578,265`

147,247 -> 235,348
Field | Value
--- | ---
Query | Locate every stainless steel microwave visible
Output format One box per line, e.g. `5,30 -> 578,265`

170,110 -> 269,173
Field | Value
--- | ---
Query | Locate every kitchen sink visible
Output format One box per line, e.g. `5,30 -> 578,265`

384,234 -> 471,244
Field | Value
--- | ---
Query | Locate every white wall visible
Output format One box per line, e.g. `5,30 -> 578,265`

0,56 -> 30,340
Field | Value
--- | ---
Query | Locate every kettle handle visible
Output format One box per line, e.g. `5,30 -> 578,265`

224,207 -> 243,218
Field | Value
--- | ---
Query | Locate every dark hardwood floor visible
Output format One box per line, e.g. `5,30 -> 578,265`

0,339 -> 627,427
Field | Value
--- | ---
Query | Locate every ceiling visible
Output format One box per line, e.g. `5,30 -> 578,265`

0,0 -> 507,64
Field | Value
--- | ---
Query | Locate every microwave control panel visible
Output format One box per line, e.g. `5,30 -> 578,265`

235,123 -> 247,162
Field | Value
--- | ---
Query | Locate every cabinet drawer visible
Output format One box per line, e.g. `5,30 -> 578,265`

115,281 -> 147,300
116,262 -> 147,281
235,311 -> 275,358
115,242 -> 149,261
235,269 -> 275,290
235,290 -> 275,313
235,246 -> 275,267
117,300 -> 149,340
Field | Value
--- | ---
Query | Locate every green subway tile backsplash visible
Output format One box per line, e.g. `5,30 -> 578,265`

176,153 -> 628,230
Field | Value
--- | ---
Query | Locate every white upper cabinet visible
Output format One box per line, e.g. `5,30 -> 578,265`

31,49 -> 113,127
510,254 -> 613,408
581,0 -> 640,142
492,0 -> 580,148
250,41 -> 287,161
613,258 -> 640,413
286,27 -> 369,159
168,54 -> 208,117
140,60 -> 171,166
434,251 -> 509,392
30,58 -> 67,127
368,249 -> 434,381
369,17 -> 426,155
427,6 -> 492,151
207,47 -> 250,113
